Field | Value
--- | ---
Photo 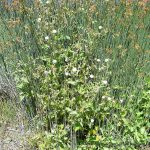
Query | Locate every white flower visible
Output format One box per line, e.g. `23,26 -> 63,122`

102,80 -> 108,85
91,119 -> 94,123
102,96 -> 106,99
45,36 -> 49,41
39,0 -> 43,4
44,70 -> 51,76
52,59 -> 57,64
120,99 -> 124,103
98,66 -> 105,71
37,18 -> 41,22
72,67 -> 77,73
107,97 -> 111,101
46,0 -> 50,4
51,129 -> 55,133
105,58 -> 109,62
90,74 -> 94,79
98,26 -> 103,30
52,29 -> 57,34
81,8 -> 84,11
130,95 -> 134,98
96,59 -> 101,62
65,72 -> 69,76
44,71 -> 48,75
65,57 -> 69,62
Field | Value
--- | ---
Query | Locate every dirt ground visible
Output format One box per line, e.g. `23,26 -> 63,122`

0,123 -> 31,150
0,101 -> 32,150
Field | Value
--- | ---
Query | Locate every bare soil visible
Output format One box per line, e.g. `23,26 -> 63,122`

0,102 -> 32,150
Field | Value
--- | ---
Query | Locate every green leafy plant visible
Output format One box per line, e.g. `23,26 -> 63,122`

0,0 -> 149,149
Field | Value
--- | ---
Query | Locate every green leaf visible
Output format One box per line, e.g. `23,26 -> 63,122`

65,35 -> 71,40
70,111 -> 77,115
140,127 -> 146,134
74,122 -> 82,132
103,147 -> 110,150
122,118 -> 129,125
67,80 -> 77,86
21,77 -> 29,83
66,107 -> 72,112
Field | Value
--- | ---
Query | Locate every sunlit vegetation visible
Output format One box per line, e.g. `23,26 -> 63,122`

0,0 -> 149,149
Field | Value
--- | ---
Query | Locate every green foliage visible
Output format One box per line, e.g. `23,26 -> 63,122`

0,0 -> 149,149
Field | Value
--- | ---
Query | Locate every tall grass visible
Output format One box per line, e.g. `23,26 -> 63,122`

0,0 -> 149,149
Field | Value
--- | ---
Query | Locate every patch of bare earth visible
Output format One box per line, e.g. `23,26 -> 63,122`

141,146 -> 150,150
0,102 -> 32,150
